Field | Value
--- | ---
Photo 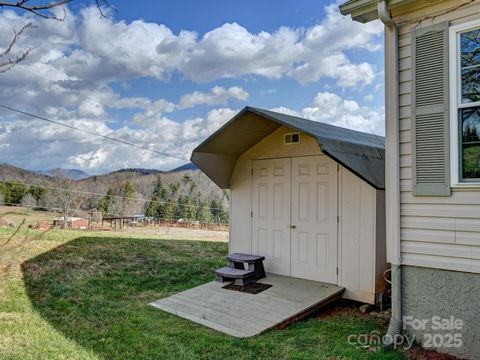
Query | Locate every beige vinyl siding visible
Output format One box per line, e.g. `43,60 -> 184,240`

392,0 -> 480,273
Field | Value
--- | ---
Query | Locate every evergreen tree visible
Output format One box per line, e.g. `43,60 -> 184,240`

99,188 -> 115,216
182,196 -> 197,221
146,177 -> 165,218
210,199 -> 219,222
120,181 -> 139,216
162,199 -> 179,221
197,200 -> 214,223
218,197 -> 229,224
122,181 -> 136,198
152,176 -> 165,198
0,182 -> 6,204
169,182 -> 179,198
29,186 -> 45,205
146,197 -> 161,218
219,205 -> 229,224
2,181 -> 29,205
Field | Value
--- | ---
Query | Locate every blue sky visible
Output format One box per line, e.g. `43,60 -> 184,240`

0,0 -> 384,173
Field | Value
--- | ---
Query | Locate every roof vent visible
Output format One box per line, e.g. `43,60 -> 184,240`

284,132 -> 300,144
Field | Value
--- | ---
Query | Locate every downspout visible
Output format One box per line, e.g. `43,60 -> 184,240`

378,0 -> 403,349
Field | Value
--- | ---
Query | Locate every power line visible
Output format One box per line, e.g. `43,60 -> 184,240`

0,179 -> 227,212
0,104 -> 190,162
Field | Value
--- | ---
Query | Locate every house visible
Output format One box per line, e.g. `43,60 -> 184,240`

340,0 -> 480,358
191,106 -> 388,304
53,216 -> 88,230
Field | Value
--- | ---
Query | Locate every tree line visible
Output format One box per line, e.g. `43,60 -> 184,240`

146,175 -> 228,224
0,171 -> 229,225
99,175 -> 229,224
0,181 -> 45,207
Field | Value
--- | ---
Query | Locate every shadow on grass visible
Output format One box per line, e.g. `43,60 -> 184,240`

21,236 -> 405,360
21,236 -> 237,359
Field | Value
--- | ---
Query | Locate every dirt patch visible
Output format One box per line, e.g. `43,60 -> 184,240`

315,299 -> 372,321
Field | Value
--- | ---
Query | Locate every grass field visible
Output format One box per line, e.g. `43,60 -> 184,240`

0,226 -> 411,360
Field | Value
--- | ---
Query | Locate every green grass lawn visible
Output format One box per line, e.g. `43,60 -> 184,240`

0,228 -> 408,360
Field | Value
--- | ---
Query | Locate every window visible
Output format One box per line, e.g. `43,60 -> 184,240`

284,132 -> 300,144
450,20 -> 480,185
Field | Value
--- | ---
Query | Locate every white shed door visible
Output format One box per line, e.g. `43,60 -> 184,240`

291,156 -> 337,283
251,158 -> 291,276
251,155 -> 338,284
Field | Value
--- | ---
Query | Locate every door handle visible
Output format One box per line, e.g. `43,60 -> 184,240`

290,224 -> 296,229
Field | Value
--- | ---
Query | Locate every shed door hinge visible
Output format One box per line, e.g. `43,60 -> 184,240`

337,215 -> 339,223
336,267 -> 339,275
251,211 -> 253,218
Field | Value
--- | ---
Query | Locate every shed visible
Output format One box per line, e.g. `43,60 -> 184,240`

192,107 -> 388,304
53,216 -> 88,230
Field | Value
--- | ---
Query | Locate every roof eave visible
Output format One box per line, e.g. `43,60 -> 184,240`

339,0 -> 379,23
339,0 -> 416,23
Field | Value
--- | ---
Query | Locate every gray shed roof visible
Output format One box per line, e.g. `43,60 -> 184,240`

191,107 -> 385,189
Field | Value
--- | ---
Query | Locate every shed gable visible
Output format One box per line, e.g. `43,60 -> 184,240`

191,107 -> 385,190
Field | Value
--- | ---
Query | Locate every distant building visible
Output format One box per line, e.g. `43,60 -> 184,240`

53,216 -> 88,230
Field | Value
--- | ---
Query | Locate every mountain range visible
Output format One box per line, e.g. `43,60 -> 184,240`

37,168 -> 91,180
33,163 -> 198,180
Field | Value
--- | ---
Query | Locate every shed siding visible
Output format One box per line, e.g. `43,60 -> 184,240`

339,167 -> 385,303
229,126 -> 322,255
391,0 -> 480,273
229,126 -> 385,303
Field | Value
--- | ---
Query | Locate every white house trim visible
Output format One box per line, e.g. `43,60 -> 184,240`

449,19 -> 480,188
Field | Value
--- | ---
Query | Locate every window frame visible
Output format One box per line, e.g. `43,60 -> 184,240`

283,132 -> 300,145
449,19 -> 480,187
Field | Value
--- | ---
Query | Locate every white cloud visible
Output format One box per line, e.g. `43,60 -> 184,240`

0,3 -> 384,173
0,107 -> 239,173
269,107 -> 301,117
78,97 -> 105,117
179,86 -> 249,109
272,92 -> 384,135
0,3 -> 381,89
300,92 -> 384,135
205,107 -> 238,125
0,3 -> 382,121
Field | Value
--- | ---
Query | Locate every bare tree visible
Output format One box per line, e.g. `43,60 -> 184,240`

46,174 -> 85,228
0,23 -> 36,73
0,0 -> 114,18
0,0 -> 115,72
20,193 -> 36,208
